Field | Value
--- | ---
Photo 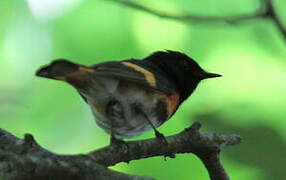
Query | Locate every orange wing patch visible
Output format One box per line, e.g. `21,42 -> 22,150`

166,94 -> 180,118
122,62 -> 156,87
79,66 -> 95,73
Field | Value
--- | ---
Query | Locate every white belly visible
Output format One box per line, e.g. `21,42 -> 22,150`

86,80 -> 166,139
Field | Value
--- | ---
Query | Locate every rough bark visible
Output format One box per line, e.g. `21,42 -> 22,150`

0,122 -> 241,180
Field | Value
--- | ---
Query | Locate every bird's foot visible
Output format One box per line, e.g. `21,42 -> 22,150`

110,136 -> 129,154
155,130 -> 168,145
154,130 -> 176,159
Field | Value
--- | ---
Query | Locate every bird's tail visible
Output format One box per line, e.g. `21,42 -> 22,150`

36,59 -> 94,86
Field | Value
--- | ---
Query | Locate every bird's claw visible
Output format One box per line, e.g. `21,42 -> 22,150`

154,131 -> 176,159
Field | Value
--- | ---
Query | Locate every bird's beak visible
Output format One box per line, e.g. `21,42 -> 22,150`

204,72 -> 222,79
36,67 -> 49,78
195,71 -> 222,80
36,66 -> 61,80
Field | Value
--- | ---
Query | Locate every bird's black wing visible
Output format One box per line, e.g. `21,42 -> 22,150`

90,60 -> 178,95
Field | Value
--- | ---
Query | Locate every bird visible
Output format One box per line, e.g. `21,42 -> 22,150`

36,50 -> 221,145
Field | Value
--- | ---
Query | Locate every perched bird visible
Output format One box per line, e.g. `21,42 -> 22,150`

36,50 -> 221,144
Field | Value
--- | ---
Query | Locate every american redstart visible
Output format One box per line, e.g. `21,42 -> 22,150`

36,50 -> 221,144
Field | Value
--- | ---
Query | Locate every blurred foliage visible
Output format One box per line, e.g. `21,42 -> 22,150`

0,0 -> 285,179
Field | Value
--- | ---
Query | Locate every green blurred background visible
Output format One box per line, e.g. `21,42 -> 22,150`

1,0 -> 286,179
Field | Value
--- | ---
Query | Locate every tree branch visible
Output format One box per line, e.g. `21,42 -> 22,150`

0,130 -> 153,180
111,0 -> 286,40
0,122 -> 241,180
263,0 -> 286,40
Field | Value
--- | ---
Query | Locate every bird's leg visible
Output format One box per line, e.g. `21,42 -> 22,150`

106,99 -> 128,147
109,120 -> 130,158
146,117 -> 168,145
109,132 -> 130,164
135,105 -> 175,159
135,105 -> 167,143
109,131 -> 126,146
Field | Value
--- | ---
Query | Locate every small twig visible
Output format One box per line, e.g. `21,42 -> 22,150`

111,0 -> 264,23
263,0 -> 286,40
197,151 -> 229,180
111,0 -> 286,41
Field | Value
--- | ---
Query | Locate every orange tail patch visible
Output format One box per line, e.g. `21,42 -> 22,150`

65,66 -> 95,87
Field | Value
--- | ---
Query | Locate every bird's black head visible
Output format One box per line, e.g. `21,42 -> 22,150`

36,59 -> 79,80
144,50 -> 221,102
